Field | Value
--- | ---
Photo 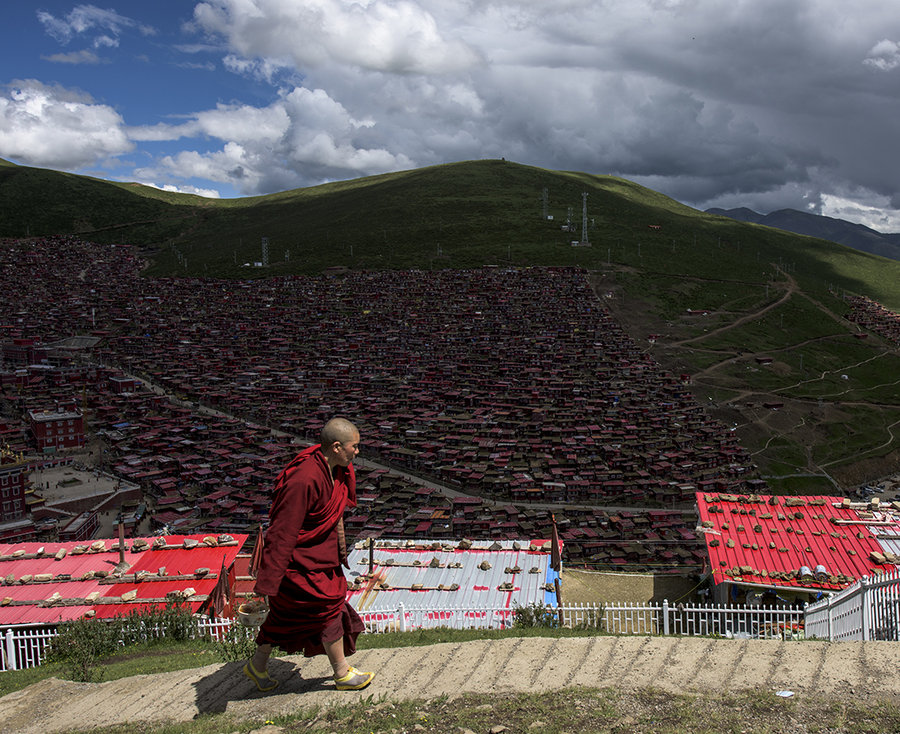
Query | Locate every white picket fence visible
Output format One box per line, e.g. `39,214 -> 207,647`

5,590 -> 886,673
0,616 -> 237,672
804,570 -> 900,641
354,600 -> 806,639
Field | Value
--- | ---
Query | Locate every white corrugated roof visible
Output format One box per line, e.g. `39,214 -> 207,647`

346,538 -> 559,621
868,506 -> 900,562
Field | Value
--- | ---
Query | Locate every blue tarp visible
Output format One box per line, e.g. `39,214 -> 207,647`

543,564 -> 561,606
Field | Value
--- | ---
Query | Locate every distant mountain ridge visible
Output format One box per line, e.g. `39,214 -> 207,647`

706,206 -> 900,261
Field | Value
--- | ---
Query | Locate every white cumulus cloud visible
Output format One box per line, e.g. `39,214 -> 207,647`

864,39 -> 900,71
192,0 -> 481,74
0,80 -> 133,169
140,181 -> 222,198
130,85 -> 413,194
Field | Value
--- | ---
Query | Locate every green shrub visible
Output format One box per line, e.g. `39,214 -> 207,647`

47,618 -> 121,682
513,602 -> 559,629
116,599 -> 201,645
215,622 -> 258,662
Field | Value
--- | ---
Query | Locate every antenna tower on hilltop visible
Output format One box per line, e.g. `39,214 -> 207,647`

580,192 -> 590,246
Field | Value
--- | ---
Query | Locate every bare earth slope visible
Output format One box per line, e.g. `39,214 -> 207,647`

1,637 -> 897,733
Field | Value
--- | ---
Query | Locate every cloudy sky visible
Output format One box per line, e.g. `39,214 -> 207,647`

3,1 -> 900,230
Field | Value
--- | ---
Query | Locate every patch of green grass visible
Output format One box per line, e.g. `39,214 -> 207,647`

0,638 -> 219,697
812,404 -> 900,468
629,272 -> 771,324
751,435 -> 811,476
761,474 -> 838,495
692,294 -> 846,355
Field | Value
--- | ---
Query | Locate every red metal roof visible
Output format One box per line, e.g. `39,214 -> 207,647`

697,492 -> 898,592
0,534 -> 248,626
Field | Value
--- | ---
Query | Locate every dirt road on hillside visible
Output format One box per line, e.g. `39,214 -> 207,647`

1,637 -> 897,734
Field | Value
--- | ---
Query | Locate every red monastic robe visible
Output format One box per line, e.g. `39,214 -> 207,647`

254,444 -> 363,656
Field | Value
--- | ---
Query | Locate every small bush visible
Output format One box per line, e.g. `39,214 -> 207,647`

513,602 -> 559,629
47,618 -> 121,682
216,622 -> 258,662
117,599 -> 201,645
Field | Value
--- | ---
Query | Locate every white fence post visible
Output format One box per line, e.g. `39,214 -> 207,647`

662,599 -> 670,635
861,577 -> 871,642
5,628 -> 15,672
398,602 -> 406,632
827,594 -> 834,641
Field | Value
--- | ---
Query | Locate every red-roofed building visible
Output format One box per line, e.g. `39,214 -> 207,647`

27,404 -> 85,451
0,533 -> 248,627
696,492 -> 900,605
0,449 -> 29,523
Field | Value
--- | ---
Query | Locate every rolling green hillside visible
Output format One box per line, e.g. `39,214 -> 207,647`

1,157 -> 897,309
1,157 -> 899,488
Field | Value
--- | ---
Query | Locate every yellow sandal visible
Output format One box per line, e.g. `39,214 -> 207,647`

243,661 -> 279,692
334,665 -> 375,690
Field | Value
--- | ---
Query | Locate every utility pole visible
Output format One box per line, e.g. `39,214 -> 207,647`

579,192 -> 590,246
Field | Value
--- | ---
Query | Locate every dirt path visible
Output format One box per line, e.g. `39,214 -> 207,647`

668,267 -> 798,348
1,637 -> 896,734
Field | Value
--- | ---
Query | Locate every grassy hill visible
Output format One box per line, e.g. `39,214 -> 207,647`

1,157 -> 897,306
2,157 -> 899,488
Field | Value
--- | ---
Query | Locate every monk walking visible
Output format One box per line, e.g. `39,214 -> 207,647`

244,417 -> 374,691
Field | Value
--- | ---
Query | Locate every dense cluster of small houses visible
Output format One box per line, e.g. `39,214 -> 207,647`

0,236 -> 898,574
845,295 -> 900,345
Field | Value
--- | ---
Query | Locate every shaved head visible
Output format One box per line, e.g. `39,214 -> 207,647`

320,417 -> 359,448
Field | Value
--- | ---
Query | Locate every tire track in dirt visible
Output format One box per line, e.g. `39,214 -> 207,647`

594,636 -> 627,681
680,637 -> 719,689
721,639 -> 751,686
420,643 -> 466,695
562,635 -> 600,687
529,638 -> 562,687
762,640 -> 789,691
608,637 -> 654,687
807,642 -> 830,693
649,636 -> 685,689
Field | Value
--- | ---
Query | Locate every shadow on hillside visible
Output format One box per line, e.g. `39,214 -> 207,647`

192,660 -> 332,716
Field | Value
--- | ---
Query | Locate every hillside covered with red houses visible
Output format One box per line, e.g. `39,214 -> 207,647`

2,236 -> 894,572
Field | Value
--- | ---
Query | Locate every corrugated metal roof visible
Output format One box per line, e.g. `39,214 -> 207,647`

868,506 -> 900,560
697,492 -> 900,592
346,538 -> 559,619
0,534 -> 248,626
